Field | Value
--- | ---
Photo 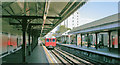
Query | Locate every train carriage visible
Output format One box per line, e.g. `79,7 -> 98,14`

45,38 -> 56,49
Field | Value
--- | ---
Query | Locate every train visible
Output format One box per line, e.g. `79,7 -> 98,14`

45,37 -> 56,49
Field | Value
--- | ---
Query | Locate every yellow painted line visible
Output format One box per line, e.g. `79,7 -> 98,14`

43,46 -> 54,64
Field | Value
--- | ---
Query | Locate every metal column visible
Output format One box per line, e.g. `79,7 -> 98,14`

81,34 -> 82,47
31,29 -> 34,52
76,34 -> 77,46
87,34 -> 90,48
22,2 -> 27,62
108,31 -> 111,51
95,33 -> 98,49
65,35 -> 66,44
22,19 -> 27,63
28,25 -> 31,55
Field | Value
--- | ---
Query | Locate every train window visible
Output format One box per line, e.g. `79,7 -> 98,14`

46,39 -> 49,42
53,39 -> 55,42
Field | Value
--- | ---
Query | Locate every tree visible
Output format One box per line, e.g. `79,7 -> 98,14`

56,25 -> 71,34
52,33 -> 56,36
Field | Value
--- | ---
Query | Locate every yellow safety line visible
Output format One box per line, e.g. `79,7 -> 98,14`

43,46 -> 54,64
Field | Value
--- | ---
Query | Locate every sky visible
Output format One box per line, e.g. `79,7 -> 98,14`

49,0 -> 119,34
78,0 -> 118,26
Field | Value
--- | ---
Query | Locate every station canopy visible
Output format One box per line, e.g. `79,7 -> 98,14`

1,0 -> 87,37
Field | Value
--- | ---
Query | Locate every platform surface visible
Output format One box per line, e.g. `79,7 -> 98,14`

57,43 -> 120,58
2,49 -> 22,63
1,46 -> 49,64
26,46 -> 49,63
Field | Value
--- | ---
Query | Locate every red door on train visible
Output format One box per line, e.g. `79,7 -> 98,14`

51,38 -> 56,47
45,38 -> 50,46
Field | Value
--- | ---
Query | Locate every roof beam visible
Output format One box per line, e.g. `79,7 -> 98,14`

24,2 -> 27,15
4,9 -> 12,15
9,5 -> 15,14
2,2 -> 14,8
9,23 -> 53,26
41,0 -> 51,37
1,15 -> 61,19
3,8 -> 22,24
53,0 -> 87,31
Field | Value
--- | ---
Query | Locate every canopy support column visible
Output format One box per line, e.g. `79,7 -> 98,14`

28,25 -> 31,56
81,34 -> 82,47
95,33 -> 98,49
22,19 -> 27,63
108,31 -> 111,51
87,34 -> 90,48
76,34 -> 77,46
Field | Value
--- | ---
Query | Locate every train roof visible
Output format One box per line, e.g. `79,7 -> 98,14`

45,36 -> 56,38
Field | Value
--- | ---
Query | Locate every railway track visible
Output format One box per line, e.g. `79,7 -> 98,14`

50,48 -> 93,65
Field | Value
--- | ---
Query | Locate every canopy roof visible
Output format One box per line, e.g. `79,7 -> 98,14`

1,0 -> 87,36
69,13 -> 120,34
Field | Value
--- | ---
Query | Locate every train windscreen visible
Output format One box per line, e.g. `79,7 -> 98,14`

53,39 -> 55,42
46,39 -> 49,42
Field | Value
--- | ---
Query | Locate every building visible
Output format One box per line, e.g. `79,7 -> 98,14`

60,10 -> 80,29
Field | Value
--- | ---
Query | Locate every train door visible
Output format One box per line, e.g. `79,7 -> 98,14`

50,38 -> 52,46
45,38 -> 50,46
52,38 -> 56,46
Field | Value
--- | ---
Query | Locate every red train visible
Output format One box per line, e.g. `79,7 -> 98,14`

45,38 -> 56,49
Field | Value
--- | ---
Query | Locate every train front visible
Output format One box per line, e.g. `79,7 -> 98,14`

45,37 -> 56,49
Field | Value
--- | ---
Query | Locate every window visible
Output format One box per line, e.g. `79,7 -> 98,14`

53,39 -> 55,42
46,39 -> 49,42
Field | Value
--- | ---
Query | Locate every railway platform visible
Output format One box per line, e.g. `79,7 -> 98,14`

56,43 -> 120,64
1,45 -> 57,65
57,43 -> 119,57
1,44 -> 94,65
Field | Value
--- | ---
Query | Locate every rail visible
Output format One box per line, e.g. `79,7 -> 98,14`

56,43 -> 120,64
